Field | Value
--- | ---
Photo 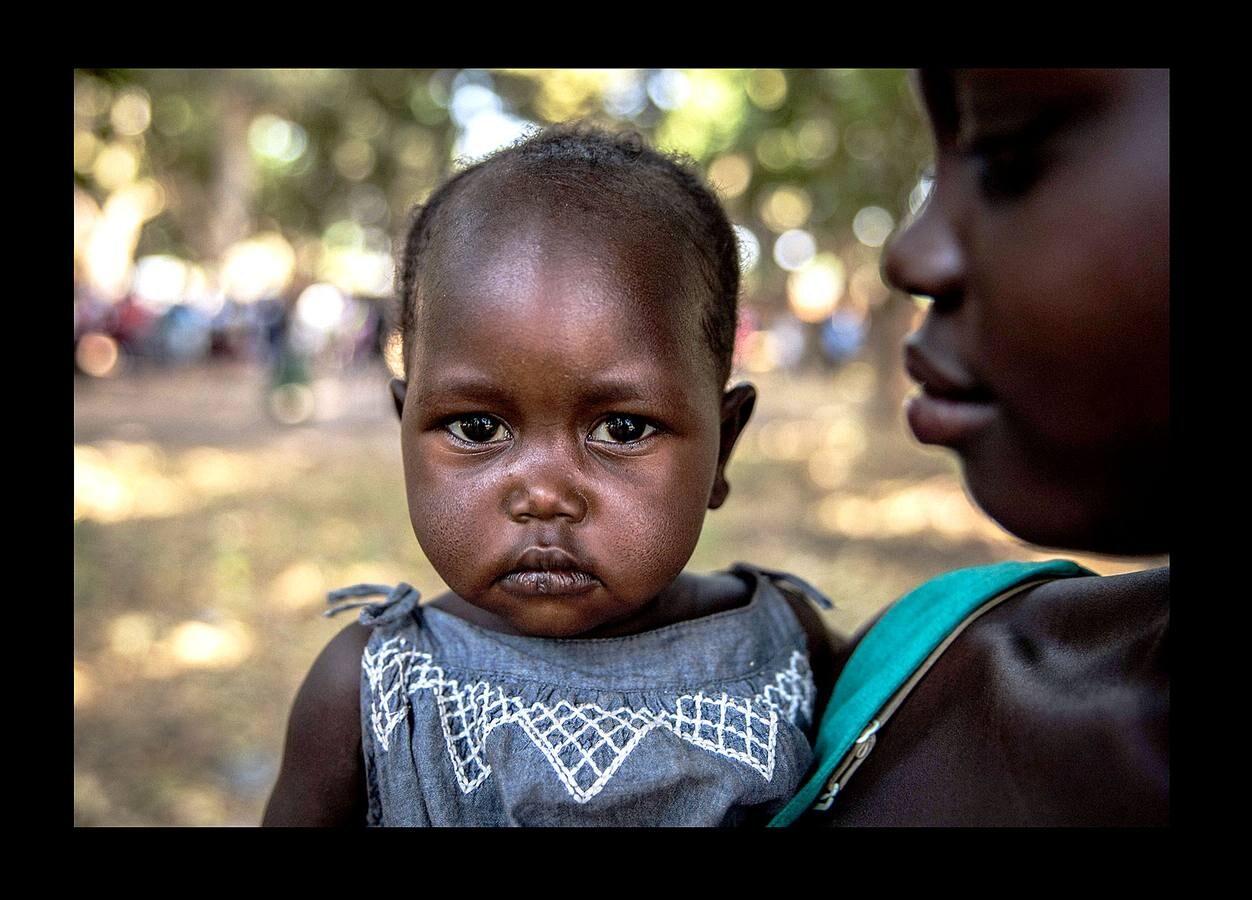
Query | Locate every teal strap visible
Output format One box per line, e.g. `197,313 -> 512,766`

768,559 -> 1093,827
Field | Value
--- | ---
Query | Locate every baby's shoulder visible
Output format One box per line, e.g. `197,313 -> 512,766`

722,563 -> 843,717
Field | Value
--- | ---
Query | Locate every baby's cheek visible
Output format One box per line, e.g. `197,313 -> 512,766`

594,482 -> 707,588
407,469 -> 493,579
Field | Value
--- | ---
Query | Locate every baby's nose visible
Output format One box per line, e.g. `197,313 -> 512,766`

506,482 -> 587,523
504,453 -> 588,523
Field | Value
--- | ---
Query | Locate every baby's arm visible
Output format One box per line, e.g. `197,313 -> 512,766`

262,622 -> 372,826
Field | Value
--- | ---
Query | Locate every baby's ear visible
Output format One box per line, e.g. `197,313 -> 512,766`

389,378 -> 407,421
709,383 -> 757,510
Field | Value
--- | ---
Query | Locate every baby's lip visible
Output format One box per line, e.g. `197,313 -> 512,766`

498,547 -> 601,597
512,546 -> 585,571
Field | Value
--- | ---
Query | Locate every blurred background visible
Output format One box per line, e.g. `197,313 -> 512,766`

73,68 -> 1166,826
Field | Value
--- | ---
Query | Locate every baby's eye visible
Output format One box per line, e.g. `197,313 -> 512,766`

589,415 -> 656,444
447,415 -> 512,444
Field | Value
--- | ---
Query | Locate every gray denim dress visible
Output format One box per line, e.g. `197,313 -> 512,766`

327,564 -> 830,827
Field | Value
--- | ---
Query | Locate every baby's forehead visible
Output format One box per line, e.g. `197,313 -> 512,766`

419,184 -> 707,332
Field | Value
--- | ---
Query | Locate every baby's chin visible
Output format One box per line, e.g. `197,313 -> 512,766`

451,586 -> 660,639
512,598 -> 649,639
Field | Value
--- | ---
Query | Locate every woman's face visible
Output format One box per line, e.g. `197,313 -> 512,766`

885,69 -> 1169,554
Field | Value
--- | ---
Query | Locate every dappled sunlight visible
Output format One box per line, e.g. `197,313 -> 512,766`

807,449 -> 853,490
269,560 -> 328,612
107,612 -> 158,660
74,771 -> 112,823
166,619 -> 254,670
74,441 -> 303,524
74,663 -> 95,709
330,561 -> 419,595
99,612 -> 256,678
181,447 -> 257,494
74,443 -> 183,522
738,410 -> 868,471
815,476 -> 1003,544
168,785 -> 229,826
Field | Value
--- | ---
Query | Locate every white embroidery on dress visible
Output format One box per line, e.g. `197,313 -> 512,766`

362,637 -> 814,803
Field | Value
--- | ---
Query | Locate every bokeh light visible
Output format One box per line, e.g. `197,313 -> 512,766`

333,138 -> 376,181
220,232 -> 295,303
787,253 -> 846,322
108,612 -> 157,659
76,333 -> 120,378
796,118 -> 838,162
249,114 -> 308,166
153,94 -> 193,137
269,382 -> 316,425
270,561 -> 328,612
92,143 -> 139,191
602,70 -> 649,118
761,185 -> 812,232
74,664 -> 95,709
756,128 -> 797,171
844,121 -> 885,161
746,69 -> 787,110
74,130 -> 100,173
295,283 -> 346,332
773,229 -> 816,271
849,263 -> 890,309
166,619 -> 254,669
647,69 -> 691,110
74,188 -> 100,258
110,89 -> 152,137
132,255 -> 188,311
708,153 -> 752,199
852,206 -> 895,248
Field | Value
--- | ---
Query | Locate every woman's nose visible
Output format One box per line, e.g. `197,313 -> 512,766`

882,184 -> 965,309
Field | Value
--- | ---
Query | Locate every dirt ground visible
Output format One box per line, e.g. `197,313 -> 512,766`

73,358 -> 1166,825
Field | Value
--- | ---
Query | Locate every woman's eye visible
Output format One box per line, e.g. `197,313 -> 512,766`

447,415 -> 511,444
973,147 -> 1045,202
589,415 -> 656,444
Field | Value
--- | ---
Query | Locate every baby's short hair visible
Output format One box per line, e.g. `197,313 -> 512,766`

396,124 -> 741,386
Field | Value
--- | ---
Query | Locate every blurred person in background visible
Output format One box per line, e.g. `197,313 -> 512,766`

774,68 -> 1168,827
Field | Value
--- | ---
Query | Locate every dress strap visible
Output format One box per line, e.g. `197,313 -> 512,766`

734,564 -> 834,611
324,582 -> 422,626
767,558 -> 1093,826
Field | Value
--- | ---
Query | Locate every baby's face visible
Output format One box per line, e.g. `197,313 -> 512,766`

887,69 -> 1169,552
396,213 -> 740,637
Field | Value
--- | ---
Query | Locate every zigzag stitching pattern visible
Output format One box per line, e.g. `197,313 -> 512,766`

363,635 -> 814,803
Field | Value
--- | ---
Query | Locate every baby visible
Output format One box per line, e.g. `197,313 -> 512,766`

263,126 -> 835,826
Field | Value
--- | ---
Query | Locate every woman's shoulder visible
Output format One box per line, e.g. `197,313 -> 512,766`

818,565 -> 1168,826
977,566 -> 1169,681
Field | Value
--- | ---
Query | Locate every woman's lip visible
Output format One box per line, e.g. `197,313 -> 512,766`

903,344 -> 992,401
497,569 -> 600,597
906,389 -> 997,447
